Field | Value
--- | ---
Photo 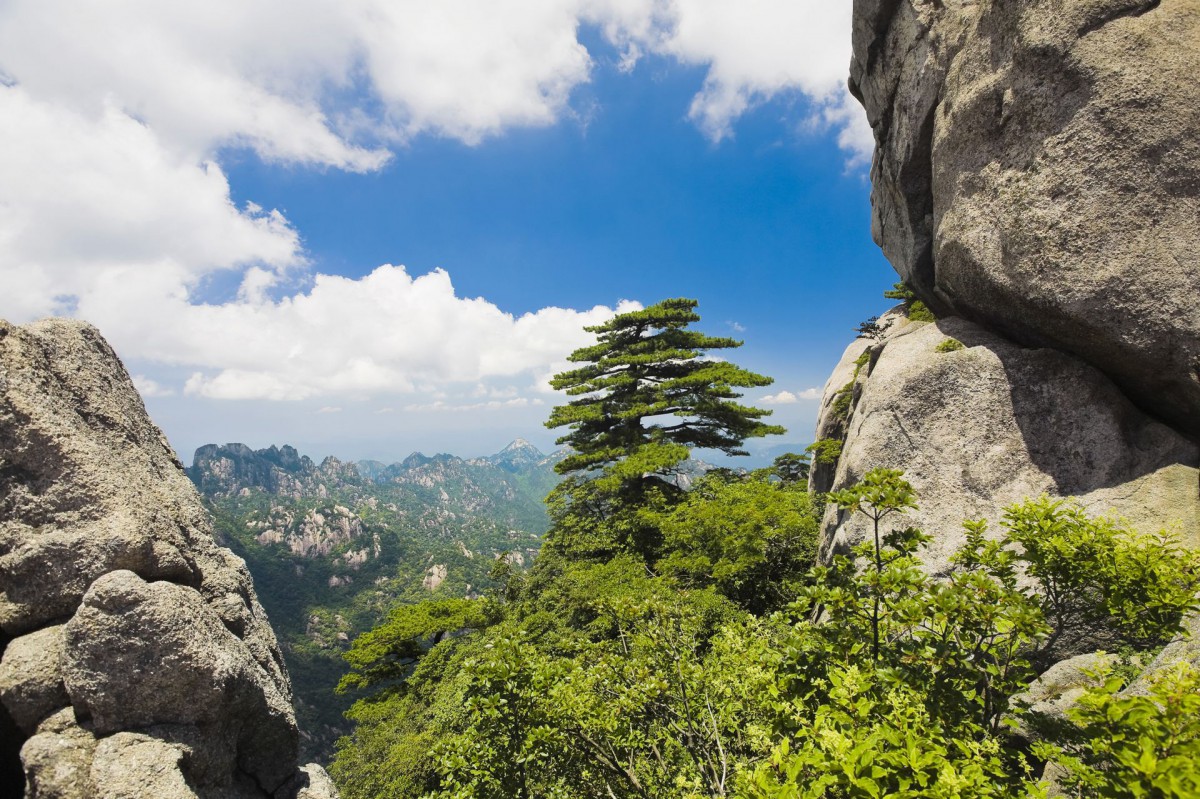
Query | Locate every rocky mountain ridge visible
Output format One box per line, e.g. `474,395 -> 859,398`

0,319 -> 337,799
849,0 -> 1200,437
828,0 -> 1200,574
187,440 -> 561,762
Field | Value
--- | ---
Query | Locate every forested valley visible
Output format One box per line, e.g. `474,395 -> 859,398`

329,300 -> 1200,799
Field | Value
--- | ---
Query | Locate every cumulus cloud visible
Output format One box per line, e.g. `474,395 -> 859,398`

97,265 -> 640,401
761,390 -> 798,405
0,1 -> 865,410
762,387 -> 821,404
0,1 -> 863,167
0,85 -> 304,321
622,1 -> 859,147
131,375 -> 174,398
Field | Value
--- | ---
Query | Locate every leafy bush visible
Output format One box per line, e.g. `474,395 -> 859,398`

936,338 -> 965,353
654,472 -> 818,613
855,316 -> 888,341
805,438 -> 843,465
1035,662 -> 1200,798
884,282 -> 936,322
830,380 -> 855,422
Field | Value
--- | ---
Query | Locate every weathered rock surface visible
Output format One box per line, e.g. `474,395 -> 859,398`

1011,652 -> 1117,732
812,314 -> 1199,575
851,0 -> 1200,436
0,319 -> 337,798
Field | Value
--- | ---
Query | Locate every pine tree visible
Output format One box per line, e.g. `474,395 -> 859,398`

546,298 -> 784,479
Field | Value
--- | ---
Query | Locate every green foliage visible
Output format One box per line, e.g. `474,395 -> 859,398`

768,452 -> 811,485
830,380 -> 855,422
829,351 -> 873,427
907,301 -> 936,322
935,338 -> 965,353
333,462 -> 1200,799
884,282 -> 935,322
339,598 -> 492,692
422,591 -> 756,799
1000,498 -> 1200,656
546,298 -> 784,477
331,299 -> 1200,799
855,315 -> 888,341
883,283 -> 915,302
745,667 -> 1039,799
1034,662 -> 1200,799
653,472 -> 819,613
805,438 -> 843,465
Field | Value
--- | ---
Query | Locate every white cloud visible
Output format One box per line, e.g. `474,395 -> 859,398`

762,387 -> 821,404
131,374 -> 174,398
402,397 -> 542,413
0,85 -> 305,321
624,1 -> 859,148
0,1 -> 863,168
317,406 -> 343,414
0,1 -> 865,413
761,390 -> 798,405
105,265 -> 640,401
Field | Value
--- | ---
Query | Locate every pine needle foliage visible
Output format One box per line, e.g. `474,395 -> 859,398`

546,298 -> 784,476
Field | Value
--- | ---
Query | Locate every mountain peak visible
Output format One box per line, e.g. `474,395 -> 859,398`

487,439 -> 545,472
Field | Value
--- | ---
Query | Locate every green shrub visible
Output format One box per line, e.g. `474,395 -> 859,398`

830,380 -> 855,422
805,438 -> 843,465
935,338 -> 965,353
884,282 -> 936,322
1035,662 -> 1200,798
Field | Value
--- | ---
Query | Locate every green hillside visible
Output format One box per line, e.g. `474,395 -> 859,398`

189,440 -> 560,760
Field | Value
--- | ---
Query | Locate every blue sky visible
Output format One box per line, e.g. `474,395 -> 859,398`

0,2 -> 897,465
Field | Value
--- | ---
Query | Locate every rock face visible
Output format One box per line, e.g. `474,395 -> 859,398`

812,313 -> 1199,575
0,319 -> 337,798
850,0 -> 1200,436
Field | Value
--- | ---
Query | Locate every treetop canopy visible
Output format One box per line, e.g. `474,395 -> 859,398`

546,298 -> 784,475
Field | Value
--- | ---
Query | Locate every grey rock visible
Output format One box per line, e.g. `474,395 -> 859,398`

62,570 -> 299,790
814,315 -> 1199,576
851,0 -> 1200,436
1123,612 -> 1200,696
89,733 -> 197,799
0,319 -> 338,798
0,625 -> 69,735
279,764 -> 340,799
21,709 -> 98,799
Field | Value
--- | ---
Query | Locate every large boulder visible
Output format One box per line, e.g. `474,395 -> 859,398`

812,314 -> 1199,575
850,0 -> 1200,436
0,319 -> 337,798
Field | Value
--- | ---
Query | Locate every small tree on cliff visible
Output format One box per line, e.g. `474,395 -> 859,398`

547,298 -> 783,480
544,298 -> 784,559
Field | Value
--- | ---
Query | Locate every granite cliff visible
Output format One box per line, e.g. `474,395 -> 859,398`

849,0 -> 1200,437
822,0 -> 1200,582
0,319 -> 337,798
814,0 -> 1200,773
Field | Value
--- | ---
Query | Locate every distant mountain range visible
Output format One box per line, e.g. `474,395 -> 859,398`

187,439 -> 563,761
